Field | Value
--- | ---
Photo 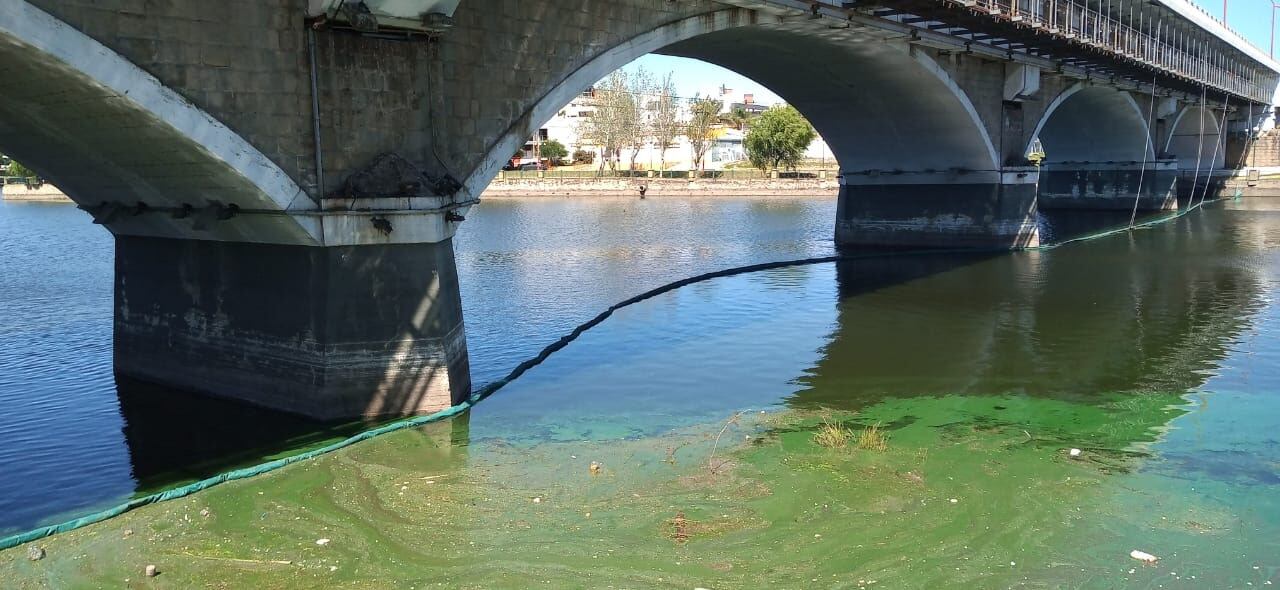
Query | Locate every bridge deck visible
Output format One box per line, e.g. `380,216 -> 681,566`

739,0 -> 1278,104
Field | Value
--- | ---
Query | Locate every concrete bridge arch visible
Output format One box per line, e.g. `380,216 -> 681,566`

1031,83 -> 1176,210
0,1 -> 318,244
475,9 -> 1029,250
1029,83 -> 1155,164
472,9 -> 1001,197
1166,104 -> 1226,171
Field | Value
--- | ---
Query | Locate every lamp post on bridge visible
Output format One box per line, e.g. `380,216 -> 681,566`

1273,0 -> 1280,58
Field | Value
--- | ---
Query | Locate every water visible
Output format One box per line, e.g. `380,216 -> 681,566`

0,196 -> 837,534
3,197 -> 1280,587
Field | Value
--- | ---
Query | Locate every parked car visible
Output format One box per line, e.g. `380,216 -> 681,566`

518,161 -> 547,171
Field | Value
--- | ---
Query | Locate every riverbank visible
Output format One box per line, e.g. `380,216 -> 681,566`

0,183 -> 71,203
482,175 -> 839,197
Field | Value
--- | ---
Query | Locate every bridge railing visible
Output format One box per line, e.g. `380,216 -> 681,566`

948,0 -> 1270,102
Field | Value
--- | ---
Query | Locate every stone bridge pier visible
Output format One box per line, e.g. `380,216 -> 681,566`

0,0 -> 1264,418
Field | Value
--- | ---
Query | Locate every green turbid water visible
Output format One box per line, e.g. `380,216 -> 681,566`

3,202 -> 1279,588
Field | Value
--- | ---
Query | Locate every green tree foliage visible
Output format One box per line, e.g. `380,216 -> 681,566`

6,159 -> 35,179
540,139 -> 568,166
744,105 -> 816,174
726,106 -> 754,131
649,73 -> 681,171
624,67 -> 653,171
687,97 -> 723,172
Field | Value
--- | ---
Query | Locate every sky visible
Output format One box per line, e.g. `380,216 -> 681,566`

621,54 -> 784,106
1205,0 -> 1275,57
617,0 -> 1278,104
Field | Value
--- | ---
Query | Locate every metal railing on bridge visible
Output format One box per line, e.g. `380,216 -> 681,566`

802,0 -> 1277,103
956,0 -> 1267,100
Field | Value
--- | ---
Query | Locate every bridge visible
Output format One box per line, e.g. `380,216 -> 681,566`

1,0 -> 1276,419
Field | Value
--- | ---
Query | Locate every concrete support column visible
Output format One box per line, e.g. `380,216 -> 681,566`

1037,160 -> 1178,210
835,169 -> 1040,249
113,236 -> 470,421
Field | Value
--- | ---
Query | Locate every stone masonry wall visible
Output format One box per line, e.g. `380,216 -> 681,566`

26,0 -> 316,193
28,0 -> 722,201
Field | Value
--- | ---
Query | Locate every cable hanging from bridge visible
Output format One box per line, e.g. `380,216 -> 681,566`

1130,69 -> 1160,229
1188,85 -> 1208,208
1197,94 -> 1231,209
0,193 -> 1237,553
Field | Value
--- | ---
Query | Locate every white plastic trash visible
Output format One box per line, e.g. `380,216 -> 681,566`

1130,550 -> 1159,563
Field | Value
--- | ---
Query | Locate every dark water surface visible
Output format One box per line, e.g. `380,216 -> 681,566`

0,196 -> 836,534
2,197 -> 1279,586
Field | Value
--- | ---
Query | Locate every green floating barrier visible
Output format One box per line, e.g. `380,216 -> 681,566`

0,196 -> 1223,552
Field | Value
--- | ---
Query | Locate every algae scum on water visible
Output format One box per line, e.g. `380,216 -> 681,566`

5,392 -> 1276,589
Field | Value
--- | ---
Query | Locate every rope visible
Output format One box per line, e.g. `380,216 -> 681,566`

1188,85 -> 1207,206
1130,70 -> 1159,228
1196,95 -> 1229,208
1242,102 -> 1255,170
0,195 -> 1226,552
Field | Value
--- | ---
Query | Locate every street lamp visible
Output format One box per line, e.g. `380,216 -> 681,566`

1273,1 -> 1280,58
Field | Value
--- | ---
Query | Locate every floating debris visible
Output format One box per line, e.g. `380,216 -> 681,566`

145,564 -> 158,577
589,462 -> 602,475
1130,550 -> 1159,564
1069,448 -> 1083,458
315,538 -> 331,546
26,546 -> 44,561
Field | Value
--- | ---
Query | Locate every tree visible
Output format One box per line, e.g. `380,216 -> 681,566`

6,159 -> 34,179
577,71 -> 636,174
744,105 -> 817,174
649,74 -> 681,172
687,97 -> 723,173
624,67 -> 653,171
726,106 -> 753,131
540,139 -> 568,167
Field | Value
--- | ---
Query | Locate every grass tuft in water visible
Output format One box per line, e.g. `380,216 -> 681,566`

855,422 -> 888,451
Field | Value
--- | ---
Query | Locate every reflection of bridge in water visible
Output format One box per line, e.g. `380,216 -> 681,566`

792,210 -> 1268,410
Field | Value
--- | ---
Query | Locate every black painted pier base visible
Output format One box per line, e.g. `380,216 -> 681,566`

1037,162 -> 1178,211
113,236 -> 470,420
835,171 -> 1040,249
